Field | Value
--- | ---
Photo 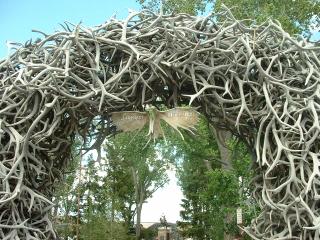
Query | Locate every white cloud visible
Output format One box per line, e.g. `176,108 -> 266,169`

141,170 -> 183,224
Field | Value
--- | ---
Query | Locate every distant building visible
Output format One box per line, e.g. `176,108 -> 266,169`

140,222 -> 189,240
157,226 -> 170,240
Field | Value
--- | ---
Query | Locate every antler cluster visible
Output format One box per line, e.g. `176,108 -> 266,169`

0,5 -> 320,239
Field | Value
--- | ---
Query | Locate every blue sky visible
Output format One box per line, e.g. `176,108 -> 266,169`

0,0 -> 142,57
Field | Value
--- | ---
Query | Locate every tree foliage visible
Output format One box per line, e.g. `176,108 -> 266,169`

52,137 -> 82,239
137,0 -> 320,36
81,217 -> 134,240
104,130 -> 169,239
104,143 -> 136,226
162,118 -> 256,240
53,130 -> 169,239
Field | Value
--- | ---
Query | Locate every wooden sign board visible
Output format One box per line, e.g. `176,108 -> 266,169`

111,107 -> 199,140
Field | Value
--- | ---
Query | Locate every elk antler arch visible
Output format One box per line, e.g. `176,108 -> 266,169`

0,7 -> 320,240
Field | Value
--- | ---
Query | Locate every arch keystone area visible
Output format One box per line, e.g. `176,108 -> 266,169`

0,7 -> 320,239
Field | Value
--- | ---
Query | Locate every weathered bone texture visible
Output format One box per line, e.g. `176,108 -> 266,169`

0,6 -> 320,239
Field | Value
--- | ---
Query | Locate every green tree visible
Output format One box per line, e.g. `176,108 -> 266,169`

53,137 -> 82,239
54,129 -> 169,240
162,118 -> 255,240
176,119 -> 222,240
81,217 -> 134,240
137,0 -> 320,36
161,118 -> 219,239
104,143 -> 136,228
104,130 -> 169,240
82,156 -> 113,219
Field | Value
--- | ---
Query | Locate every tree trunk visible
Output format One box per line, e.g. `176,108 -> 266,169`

136,201 -> 143,240
214,128 -> 233,171
131,167 -> 144,240
123,203 -> 134,230
111,175 -> 115,222
211,127 -> 234,240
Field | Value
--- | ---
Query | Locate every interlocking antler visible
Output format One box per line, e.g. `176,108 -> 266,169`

0,6 -> 319,239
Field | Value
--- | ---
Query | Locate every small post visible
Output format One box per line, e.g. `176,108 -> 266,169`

235,208 -> 245,239
77,150 -> 83,240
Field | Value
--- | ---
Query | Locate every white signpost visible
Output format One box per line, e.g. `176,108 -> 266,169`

236,208 -> 243,225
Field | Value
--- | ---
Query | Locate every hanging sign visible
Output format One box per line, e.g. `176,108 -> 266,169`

111,107 -> 199,140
